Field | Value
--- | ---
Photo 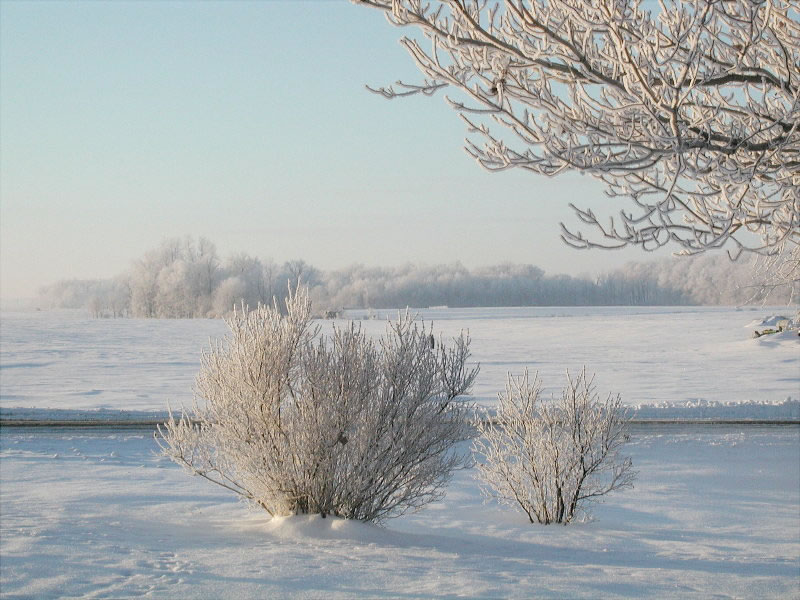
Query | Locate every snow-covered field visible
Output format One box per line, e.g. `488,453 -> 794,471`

1,306 -> 798,417
1,307 -> 799,598
1,425 -> 798,598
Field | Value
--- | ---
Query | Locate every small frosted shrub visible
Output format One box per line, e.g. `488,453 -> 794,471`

474,369 -> 635,524
158,287 -> 478,523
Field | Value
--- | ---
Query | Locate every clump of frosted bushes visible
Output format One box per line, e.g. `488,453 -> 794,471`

159,288 -> 634,525
158,287 -> 478,523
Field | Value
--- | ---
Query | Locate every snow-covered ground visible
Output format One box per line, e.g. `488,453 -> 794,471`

1,307 -> 798,598
1,425 -> 798,598
1,306 -> 798,418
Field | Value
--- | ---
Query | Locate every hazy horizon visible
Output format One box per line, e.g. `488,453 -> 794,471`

1,1 -> 671,300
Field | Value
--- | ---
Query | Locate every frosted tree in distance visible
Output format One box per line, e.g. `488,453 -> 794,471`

354,0 -> 799,297
158,286 -> 479,523
474,369 -> 635,524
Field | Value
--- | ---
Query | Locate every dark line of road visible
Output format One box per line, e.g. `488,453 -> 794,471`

2,419 -> 798,429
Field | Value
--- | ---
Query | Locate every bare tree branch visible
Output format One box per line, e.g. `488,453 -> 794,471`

354,0 -> 800,295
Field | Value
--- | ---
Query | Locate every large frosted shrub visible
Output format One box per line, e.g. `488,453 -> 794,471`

158,287 -> 478,523
474,369 -> 635,524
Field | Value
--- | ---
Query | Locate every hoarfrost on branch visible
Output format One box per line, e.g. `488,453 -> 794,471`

474,368 -> 635,524
355,0 -> 799,292
157,286 -> 478,523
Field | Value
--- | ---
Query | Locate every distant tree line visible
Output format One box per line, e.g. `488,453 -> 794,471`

37,236 -> 794,318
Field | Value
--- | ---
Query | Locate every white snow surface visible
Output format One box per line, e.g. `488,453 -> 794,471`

1,425 -> 798,598
1,306 -> 798,419
1,308 -> 799,597
745,313 -> 798,328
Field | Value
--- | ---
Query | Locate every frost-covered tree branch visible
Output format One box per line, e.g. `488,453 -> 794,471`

744,242 -> 800,303
354,0 -> 799,284
474,368 -> 635,524
157,286 -> 479,523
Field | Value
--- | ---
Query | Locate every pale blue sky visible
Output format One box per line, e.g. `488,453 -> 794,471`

1,0 -> 662,299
